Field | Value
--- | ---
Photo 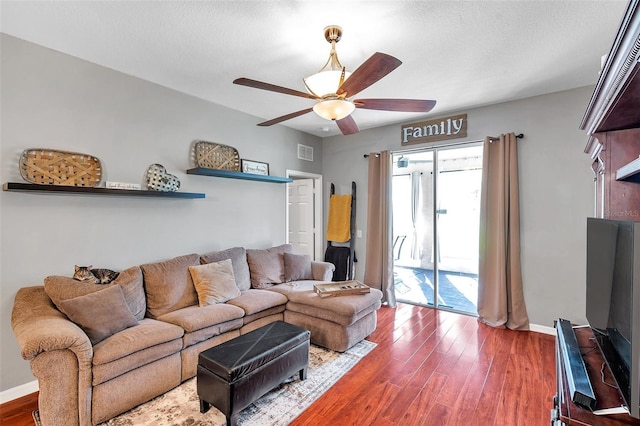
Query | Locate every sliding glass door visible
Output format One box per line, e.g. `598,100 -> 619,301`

393,143 -> 482,315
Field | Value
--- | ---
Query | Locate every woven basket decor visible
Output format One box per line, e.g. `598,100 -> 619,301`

194,141 -> 240,171
19,148 -> 102,187
145,164 -> 180,192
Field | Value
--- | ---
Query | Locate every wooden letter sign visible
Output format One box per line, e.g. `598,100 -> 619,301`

401,113 -> 467,145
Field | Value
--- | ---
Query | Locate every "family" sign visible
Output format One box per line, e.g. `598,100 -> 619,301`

401,113 -> 467,145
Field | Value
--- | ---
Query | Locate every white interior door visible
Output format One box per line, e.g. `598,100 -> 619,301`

288,179 -> 315,257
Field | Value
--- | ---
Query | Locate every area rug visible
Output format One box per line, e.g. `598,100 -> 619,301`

33,340 -> 376,426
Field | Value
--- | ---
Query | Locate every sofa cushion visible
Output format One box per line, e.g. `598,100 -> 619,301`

200,247 -> 251,291
92,318 -> 184,385
246,244 -> 291,289
140,253 -> 200,319
44,265 -> 146,320
156,304 -> 245,333
57,285 -> 138,345
226,289 -> 288,316
157,304 -> 245,348
284,253 -> 313,281
189,260 -> 241,306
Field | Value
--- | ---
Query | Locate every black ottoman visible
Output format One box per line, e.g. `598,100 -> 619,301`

197,321 -> 310,426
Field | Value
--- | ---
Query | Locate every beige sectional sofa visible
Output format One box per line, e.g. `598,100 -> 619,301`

11,245 -> 382,426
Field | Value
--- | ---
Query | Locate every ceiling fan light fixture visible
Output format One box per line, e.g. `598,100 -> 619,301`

304,25 -> 351,98
313,99 -> 355,121
304,70 -> 351,98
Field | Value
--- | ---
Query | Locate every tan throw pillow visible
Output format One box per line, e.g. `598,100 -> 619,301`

200,247 -> 251,291
57,285 -> 138,345
44,265 -> 146,320
140,253 -> 200,319
284,252 -> 313,281
189,259 -> 241,306
246,244 -> 292,289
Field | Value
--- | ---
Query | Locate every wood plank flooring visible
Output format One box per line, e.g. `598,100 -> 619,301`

292,303 -> 556,426
0,303 -> 556,426
0,392 -> 38,426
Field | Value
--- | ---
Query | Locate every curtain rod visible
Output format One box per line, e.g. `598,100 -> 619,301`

363,133 -> 524,158
488,133 -> 524,142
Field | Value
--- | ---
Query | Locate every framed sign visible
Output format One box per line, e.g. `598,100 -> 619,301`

401,113 -> 467,145
241,159 -> 269,176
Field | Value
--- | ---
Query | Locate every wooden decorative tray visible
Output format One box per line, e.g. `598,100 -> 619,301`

19,148 -> 102,187
314,281 -> 370,298
194,141 -> 240,171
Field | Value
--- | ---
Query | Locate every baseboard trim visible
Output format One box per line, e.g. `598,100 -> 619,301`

530,323 -> 555,335
0,380 -> 38,404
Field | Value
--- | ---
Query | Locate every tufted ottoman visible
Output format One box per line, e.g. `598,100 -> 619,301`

267,281 -> 383,352
197,321 -> 310,426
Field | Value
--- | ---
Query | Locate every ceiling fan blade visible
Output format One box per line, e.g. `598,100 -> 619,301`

257,108 -> 314,127
336,115 -> 360,135
336,52 -> 402,98
234,78 -> 317,100
355,98 -> 437,113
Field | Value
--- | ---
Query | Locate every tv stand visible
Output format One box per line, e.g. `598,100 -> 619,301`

553,321 -> 640,425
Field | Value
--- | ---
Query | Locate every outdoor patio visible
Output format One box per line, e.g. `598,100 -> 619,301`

394,265 -> 478,314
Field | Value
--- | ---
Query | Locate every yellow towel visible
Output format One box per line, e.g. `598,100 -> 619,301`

327,195 -> 352,242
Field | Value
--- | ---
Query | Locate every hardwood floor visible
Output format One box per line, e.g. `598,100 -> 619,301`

0,392 -> 37,426
292,303 -> 556,426
0,303 -> 556,426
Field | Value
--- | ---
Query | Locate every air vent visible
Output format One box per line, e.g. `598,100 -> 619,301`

298,144 -> 314,161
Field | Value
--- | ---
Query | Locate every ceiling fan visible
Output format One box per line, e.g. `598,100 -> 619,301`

233,25 -> 437,135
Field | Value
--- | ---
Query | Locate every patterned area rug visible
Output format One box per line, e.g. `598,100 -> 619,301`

33,340 -> 376,426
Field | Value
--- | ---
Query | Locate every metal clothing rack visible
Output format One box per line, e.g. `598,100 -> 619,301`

325,181 -> 356,281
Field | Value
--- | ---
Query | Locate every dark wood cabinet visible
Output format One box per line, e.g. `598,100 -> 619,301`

581,0 -> 640,221
588,129 -> 640,220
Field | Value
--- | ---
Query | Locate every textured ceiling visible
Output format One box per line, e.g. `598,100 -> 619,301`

0,1 -> 629,137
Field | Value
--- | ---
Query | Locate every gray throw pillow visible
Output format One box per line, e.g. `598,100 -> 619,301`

189,259 -> 241,305
57,285 -> 138,345
44,265 -> 146,321
200,247 -> 251,291
284,252 -> 313,281
246,244 -> 291,289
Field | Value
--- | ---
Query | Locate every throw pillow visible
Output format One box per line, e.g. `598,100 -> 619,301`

140,253 -> 200,319
57,285 -> 138,345
44,265 -> 146,321
246,244 -> 292,289
284,252 -> 313,281
200,247 -> 251,291
189,259 -> 241,306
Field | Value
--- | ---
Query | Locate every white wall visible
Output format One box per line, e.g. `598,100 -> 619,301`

322,86 -> 595,329
0,35 -> 323,392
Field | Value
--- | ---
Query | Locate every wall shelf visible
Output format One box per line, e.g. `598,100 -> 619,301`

2,182 -> 206,198
186,167 -> 293,183
616,157 -> 640,182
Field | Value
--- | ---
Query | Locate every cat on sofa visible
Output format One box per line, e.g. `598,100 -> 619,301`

73,265 -> 119,284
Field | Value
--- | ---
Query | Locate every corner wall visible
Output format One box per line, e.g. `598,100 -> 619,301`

0,34 -> 322,392
322,86 -> 595,328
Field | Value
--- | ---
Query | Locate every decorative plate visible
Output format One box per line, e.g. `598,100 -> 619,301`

19,148 -> 102,187
194,141 -> 240,171
145,164 -> 180,192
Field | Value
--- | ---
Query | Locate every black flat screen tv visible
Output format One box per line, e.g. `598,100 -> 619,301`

586,218 -> 640,419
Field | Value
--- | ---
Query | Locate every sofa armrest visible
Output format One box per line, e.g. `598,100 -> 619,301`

311,261 -> 335,281
12,286 -> 93,363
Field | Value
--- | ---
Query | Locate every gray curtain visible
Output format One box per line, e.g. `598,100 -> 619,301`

364,150 -> 396,307
477,133 -> 529,330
